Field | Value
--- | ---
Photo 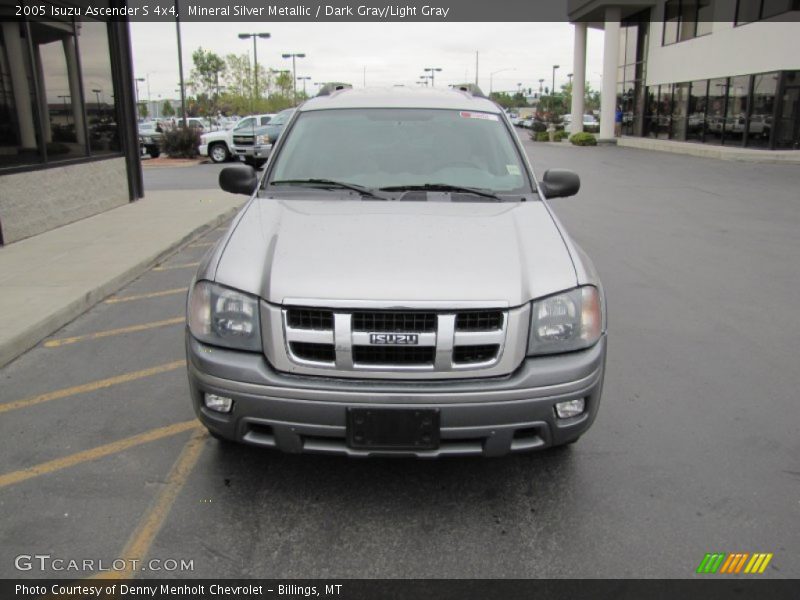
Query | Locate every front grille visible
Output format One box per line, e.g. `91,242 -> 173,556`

233,136 -> 254,146
456,311 -> 504,331
286,308 -> 334,330
352,311 -> 437,332
353,346 -> 435,365
290,342 -> 335,363
453,345 -> 500,364
282,306 -> 508,373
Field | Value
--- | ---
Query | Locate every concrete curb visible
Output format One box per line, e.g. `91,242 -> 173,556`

0,206 -> 237,369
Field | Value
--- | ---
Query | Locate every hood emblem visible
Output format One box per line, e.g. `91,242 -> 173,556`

369,333 -> 419,345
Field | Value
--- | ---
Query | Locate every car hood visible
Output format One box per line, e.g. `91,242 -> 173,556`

212,197 -> 577,307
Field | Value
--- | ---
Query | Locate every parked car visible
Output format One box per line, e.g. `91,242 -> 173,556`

200,114 -> 275,163
137,121 -> 161,158
231,108 -> 294,169
582,114 -> 600,133
187,87 -> 606,457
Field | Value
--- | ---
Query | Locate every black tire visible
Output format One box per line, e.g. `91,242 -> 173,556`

208,142 -> 230,163
254,159 -> 267,170
148,147 -> 160,158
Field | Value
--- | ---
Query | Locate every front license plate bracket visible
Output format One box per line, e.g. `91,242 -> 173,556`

346,408 -> 440,451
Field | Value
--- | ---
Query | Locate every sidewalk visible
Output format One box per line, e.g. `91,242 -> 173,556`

0,189 -> 246,368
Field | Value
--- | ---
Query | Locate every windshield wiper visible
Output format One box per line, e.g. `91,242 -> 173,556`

270,178 -> 385,199
379,183 -> 502,201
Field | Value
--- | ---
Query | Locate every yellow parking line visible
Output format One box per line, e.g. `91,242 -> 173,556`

105,288 -> 187,304
93,428 -> 207,580
0,360 -> 185,415
44,317 -> 185,348
152,262 -> 200,271
0,420 -> 199,489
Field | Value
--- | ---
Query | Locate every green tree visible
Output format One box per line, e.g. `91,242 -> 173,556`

190,47 -> 226,108
137,102 -> 148,119
161,101 -> 175,117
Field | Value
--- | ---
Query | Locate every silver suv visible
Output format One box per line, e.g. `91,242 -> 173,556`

186,87 -> 606,457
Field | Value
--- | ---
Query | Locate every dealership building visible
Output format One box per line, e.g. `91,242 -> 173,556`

0,3 -> 141,245
569,0 -> 800,152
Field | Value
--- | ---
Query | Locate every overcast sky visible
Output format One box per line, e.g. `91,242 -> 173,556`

130,22 -> 604,102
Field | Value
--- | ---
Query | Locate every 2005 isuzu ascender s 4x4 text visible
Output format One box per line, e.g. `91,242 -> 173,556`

186,86 -> 606,457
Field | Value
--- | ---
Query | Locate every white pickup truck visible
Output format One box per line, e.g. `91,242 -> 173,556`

199,114 -> 275,163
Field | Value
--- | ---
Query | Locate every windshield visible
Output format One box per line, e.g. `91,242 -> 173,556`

270,109 -> 294,126
267,108 -> 529,194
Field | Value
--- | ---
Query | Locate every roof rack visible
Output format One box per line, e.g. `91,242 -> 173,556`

449,83 -> 487,98
317,82 -> 353,96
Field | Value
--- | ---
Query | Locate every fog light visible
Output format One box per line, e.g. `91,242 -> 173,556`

204,393 -> 233,413
555,398 -> 585,419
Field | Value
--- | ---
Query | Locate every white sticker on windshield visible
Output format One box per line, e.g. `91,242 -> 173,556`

459,111 -> 499,121
506,165 -> 521,175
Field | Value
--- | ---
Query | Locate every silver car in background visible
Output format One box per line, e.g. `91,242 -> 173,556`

186,87 -> 606,457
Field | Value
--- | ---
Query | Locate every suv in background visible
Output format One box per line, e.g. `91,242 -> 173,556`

187,87 -> 607,457
200,114 -> 274,163
231,108 -> 294,169
137,121 -> 161,158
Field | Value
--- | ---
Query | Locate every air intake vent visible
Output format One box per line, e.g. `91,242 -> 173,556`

453,345 -> 499,364
290,342 -> 335,363
353,346 -> 435,365
455,311 -> 504,331
286,308 -> 334,330
352,311 -> 437,333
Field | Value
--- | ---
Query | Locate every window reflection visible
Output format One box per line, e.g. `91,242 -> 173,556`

671,82 -> 690,141
724,75 -> 749,144
687,79 -> 708,143
77,20 -> 119,154
33,22 -> 86,161
747,72 -> 778,147
705,78 -> 727,145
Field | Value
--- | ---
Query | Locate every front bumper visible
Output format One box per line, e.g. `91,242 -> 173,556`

198,144 -> 209,157
186,333 -> 606,457
232,144 -> 271,158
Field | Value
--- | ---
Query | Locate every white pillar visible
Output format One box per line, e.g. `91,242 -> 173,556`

570,22 -> 587,134
600,6 -> 621,141
2,22 -> 37,149
63,36 -> 86,146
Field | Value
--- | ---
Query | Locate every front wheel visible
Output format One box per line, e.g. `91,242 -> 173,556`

148,147 -> 160,158
209,142 -> 230,163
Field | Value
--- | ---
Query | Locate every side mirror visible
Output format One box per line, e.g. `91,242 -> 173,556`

219,165 -> 258,196
538,169 -> 580,199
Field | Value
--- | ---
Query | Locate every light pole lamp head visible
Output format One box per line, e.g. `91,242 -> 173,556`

553,64 -> 560,69
238,33 -> 251,39
258,33 -> 271,39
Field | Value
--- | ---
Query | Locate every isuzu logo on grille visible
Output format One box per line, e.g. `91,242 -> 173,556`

369,333 -> 419,345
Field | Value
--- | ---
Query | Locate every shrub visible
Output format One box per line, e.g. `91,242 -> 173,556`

161,127 -> 201,158
530,131 -> 549,142
554,130 -> 570,141
569,132 -> 597,146
530,120 -> 547,133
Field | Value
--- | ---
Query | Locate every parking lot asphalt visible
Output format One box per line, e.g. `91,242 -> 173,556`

1,142 -> 799,579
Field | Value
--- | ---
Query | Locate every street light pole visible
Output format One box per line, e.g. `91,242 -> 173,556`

239,32 -> 271,112
297,76 -> 311,97
135,77 -> 144,119
552,64 -> 560,97
489,68 -> 514,94
282,53 -> 306,105
538,78 -> 545,94
175,0 -> 187,126
423,67 -> 442,87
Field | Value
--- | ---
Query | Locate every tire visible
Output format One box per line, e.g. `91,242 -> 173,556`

148,147 -> 160,158
254,159 -> 267,170
209,142 -> 230,163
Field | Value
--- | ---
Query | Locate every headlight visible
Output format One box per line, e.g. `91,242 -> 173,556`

255,134 -> 270,145
187,281 -> 262,351
527,286 -> 602,356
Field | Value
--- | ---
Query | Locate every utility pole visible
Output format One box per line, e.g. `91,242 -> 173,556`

423,67 -> 442,87
239,32 -> 271,112
282,53 -> 306,105
175,0 -> 187,126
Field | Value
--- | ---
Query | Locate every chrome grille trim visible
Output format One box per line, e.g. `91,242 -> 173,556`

272,303 -> 526,379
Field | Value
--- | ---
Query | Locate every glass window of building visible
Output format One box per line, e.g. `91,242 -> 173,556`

706,78 -> 728,145
663,0 -> 680,44
687,80 -> 708,143
724,75 -> 750,145
671,83 -> 690,141
31,22 -> 87,161
656,85 -> 673,139
77,20 -> 120,154
0,22 -> 43,168
775,71 -> 799,150
695,0 -> 715,36
747,72 -> 778,147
